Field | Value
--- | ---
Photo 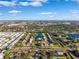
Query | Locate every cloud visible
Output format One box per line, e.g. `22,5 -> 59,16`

64,0 -> 79,3
27,0 -> 48,2
0,1 -> 16,6
40,12 -> 56,15
19,2 -> 29,6
0,0 -> 48,7
19,1 -> 42,6
70,9 -> 79,14
69,9 -> 79,20
30,1 -> 42,6
71,0 -> 79,3
49,16 -> 54,17
19,0 -> 48,6
9,10 -> 21,14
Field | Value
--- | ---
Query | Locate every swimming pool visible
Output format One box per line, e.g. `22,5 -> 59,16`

35,32 -> 43,41
67,34 -> 79,39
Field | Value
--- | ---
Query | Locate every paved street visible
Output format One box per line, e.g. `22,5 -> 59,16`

8,32 -> 79,59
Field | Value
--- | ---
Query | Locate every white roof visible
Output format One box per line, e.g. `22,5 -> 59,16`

0,53 -> 3,59
57,52 -> 63,55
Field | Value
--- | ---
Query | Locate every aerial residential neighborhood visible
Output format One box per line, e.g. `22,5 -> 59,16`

0,0 -> 79,59
0,21 -> 79,59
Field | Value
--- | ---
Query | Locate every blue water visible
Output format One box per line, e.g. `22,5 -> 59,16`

53,57 -> 58,59
35,32 -> 43,41
36,32 -> 43,38
67,34 -> 79,39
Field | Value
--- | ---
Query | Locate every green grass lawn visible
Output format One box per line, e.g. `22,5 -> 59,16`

4,50 -> 12,59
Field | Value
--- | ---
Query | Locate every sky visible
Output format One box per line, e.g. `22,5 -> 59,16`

0,0 -> 79,20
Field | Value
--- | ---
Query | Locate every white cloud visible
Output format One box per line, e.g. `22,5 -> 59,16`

0,1 -> 16,6
64,0 -> 79,3
19,2 -> 42,6
40,12 -> 52,15
27,0 -> 48,2
70,9 -> 79,14
30,1 -> 42,6
19,0 -> 48,6
40,12 -> 56,15
19,2 -> 29,6
9,10 -> 21,14
19,1 -> 42,6
71,0 -> 79,3
0,0 -> 48,7
69,9 -> 79,20
49,16 -> 54,17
